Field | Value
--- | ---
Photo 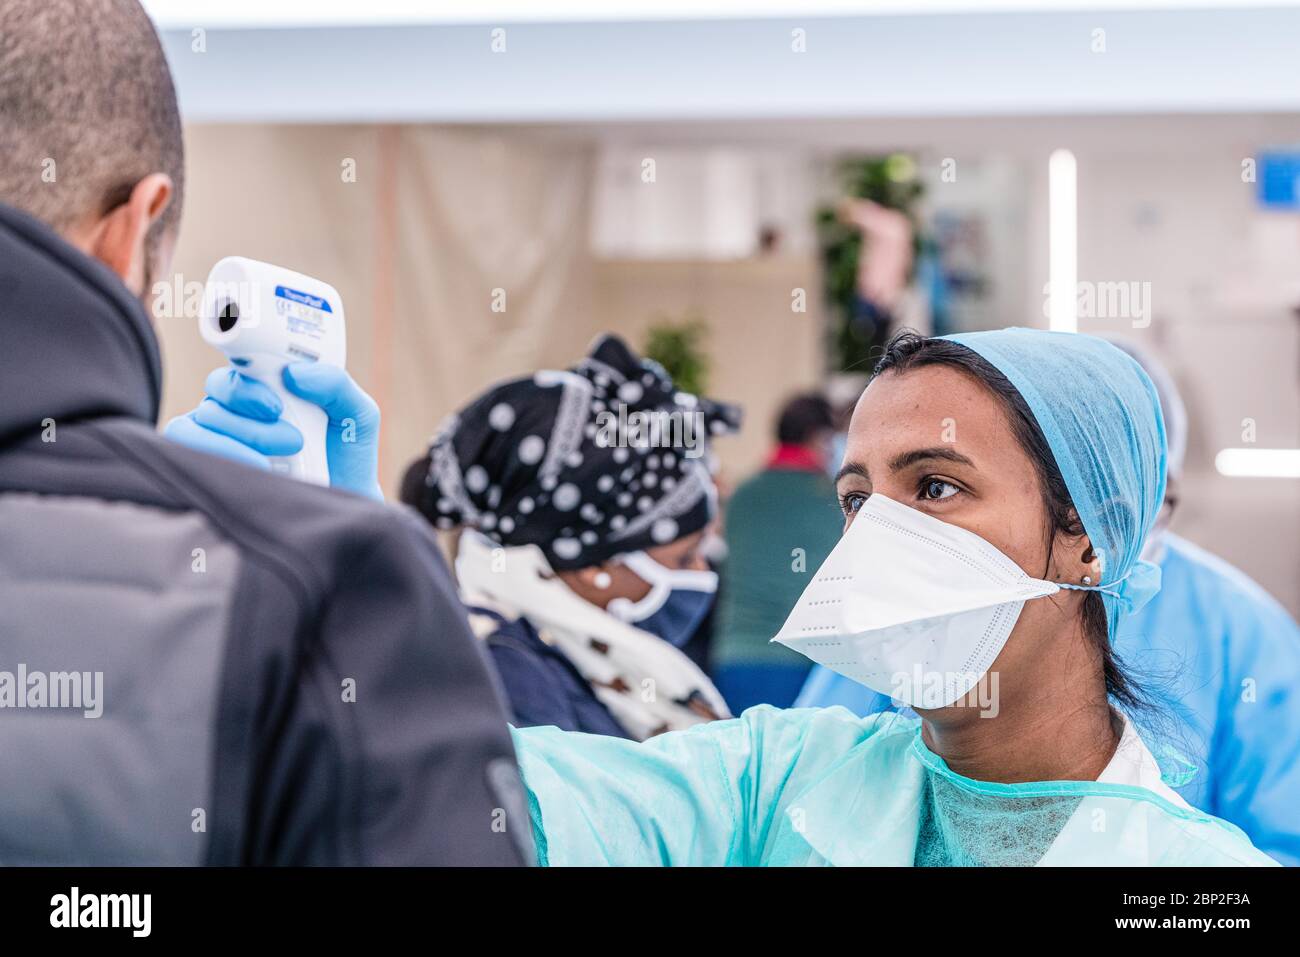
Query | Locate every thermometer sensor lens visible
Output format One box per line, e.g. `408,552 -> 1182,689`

217,301 -> 239,333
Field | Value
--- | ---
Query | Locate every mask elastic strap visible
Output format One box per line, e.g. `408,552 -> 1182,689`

1055,568 -> 1132,602
607,550 -> 718,624
619,550 -> 719,594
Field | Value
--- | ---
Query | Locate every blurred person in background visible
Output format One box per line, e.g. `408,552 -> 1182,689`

400,335 -> 740,740
840,196 -> 916,340
797,337 -> 1300,865
844,199 -> 914,315
712,394 -> 842,710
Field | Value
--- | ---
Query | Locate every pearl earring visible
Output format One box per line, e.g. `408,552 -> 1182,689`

593,571 -> 612,589
1082,575 -> 1093,585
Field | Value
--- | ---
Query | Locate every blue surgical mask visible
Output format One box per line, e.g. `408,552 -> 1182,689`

607,550 -> 718,648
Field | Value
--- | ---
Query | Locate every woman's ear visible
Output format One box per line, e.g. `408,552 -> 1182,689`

1048,525 -> 1099,585
1079,541 -> 1103,584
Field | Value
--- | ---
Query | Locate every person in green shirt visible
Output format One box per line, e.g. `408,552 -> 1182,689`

712,394 -> 844,710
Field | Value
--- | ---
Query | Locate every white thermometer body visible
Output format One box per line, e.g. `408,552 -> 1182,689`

199,256 -> 347,485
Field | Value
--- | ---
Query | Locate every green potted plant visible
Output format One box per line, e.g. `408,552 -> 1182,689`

643,313 -> 710,395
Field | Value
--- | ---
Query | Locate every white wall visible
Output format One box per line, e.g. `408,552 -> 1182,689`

591,148 -> 817,259
1024,144 -> 1300,614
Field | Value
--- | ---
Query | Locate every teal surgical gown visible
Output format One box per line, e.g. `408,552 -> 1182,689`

513,705 -> 1277,866
795,533 -> 1300,865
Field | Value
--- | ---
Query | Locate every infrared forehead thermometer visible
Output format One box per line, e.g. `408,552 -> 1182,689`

200,256 -> 347,485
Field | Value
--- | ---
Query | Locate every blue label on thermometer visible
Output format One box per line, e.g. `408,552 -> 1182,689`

275,285 -> 333,312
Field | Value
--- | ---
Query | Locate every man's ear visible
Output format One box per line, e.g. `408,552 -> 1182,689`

79,174 -> 173,295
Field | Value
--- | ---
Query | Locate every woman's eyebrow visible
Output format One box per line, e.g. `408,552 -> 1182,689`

888,447 -> 976,471
835,461 -> 870,485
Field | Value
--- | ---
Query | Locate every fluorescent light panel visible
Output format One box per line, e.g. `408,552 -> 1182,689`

1048,147 -> 1078,334
1215,448 -> 1300,479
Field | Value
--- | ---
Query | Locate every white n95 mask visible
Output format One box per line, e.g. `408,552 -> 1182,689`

773,494 -> 1068,709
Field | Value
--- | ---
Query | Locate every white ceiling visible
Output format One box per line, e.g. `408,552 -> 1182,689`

159,7 -> 1300,124
143,1 -> 1300,30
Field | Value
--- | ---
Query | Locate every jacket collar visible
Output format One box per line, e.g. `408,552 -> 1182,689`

0,202 -> 162,446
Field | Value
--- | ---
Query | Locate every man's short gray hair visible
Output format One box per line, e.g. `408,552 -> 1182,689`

0,0 -> 185,238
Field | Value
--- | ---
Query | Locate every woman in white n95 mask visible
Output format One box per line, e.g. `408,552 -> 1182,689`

509,327 -> 1278,867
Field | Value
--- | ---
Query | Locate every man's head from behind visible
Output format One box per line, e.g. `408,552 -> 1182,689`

776,393 -> 835,457
0,0 -> 184,301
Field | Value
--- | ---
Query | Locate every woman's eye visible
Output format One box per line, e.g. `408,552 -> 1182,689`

919,478 -> 960,501
839,492 -> 868,515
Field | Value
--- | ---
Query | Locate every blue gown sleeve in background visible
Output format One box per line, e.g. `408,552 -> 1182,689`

794,664 -> 896,714
1124,534 -> 1300,866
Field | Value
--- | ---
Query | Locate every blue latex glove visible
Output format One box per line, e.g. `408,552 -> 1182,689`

164,363 -> 384,502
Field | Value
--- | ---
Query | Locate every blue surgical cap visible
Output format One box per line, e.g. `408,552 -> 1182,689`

942,327 -> 1168,641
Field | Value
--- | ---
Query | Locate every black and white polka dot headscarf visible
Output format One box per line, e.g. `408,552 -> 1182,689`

402,334 -> 742,570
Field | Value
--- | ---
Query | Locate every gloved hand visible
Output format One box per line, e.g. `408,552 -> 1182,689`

164,363 -> 384,502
